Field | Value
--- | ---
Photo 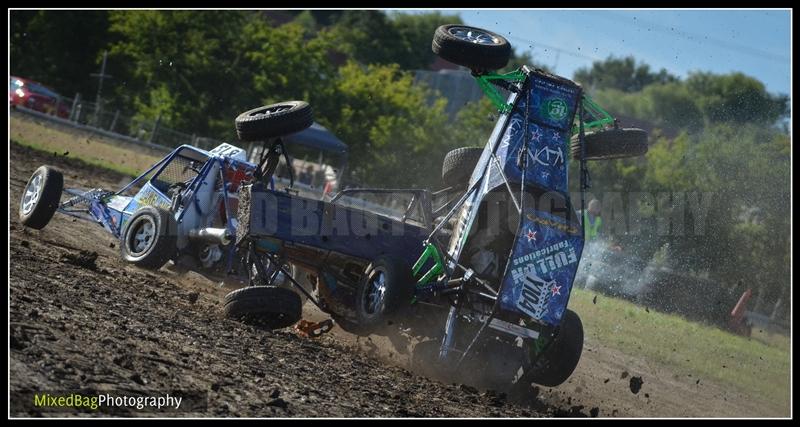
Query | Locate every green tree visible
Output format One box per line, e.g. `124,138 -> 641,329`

291,10 -> 318,33
323,11 -> 463,70
10,10 -> 110,98
326,11 -> 408,68
449,97 -> 498,148
501,49 -> 551,74
389,12 -> 463,70
574,56 -> 678,93
685,71 -> 789,125
107,11 -> 260,139
643,123 -> 790,308
242,21 -> 338,120
325,62 -> 451,188
591,71 -> 789,133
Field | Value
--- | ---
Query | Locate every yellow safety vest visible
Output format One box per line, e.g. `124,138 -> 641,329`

584,212 -> 602,240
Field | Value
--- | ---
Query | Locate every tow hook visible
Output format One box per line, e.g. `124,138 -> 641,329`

294,319 -> 334,338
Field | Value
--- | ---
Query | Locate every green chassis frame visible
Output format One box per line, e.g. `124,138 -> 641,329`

475,69 -> 615,133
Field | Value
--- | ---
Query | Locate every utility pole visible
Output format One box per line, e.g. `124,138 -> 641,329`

90,50 -> 113,126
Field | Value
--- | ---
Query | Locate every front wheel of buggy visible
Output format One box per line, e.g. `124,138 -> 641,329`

571,128 -> 648,161
523,309 -> 584,387
354,256 -> 414,334
432,24 -> 512,72
235,101 -> 313,141
442,147 -> 484,191
223,286 -> 302,329
19,165 -> 63,230
120,206 -> 177,270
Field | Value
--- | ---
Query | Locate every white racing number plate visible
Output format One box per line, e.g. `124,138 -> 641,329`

515,270 -> 553,320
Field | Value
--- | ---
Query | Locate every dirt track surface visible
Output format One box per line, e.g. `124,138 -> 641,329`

9,142 -> 782,417
9,144 -> 578,418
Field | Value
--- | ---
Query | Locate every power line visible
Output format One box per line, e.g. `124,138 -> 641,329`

504,34 -> 601,62
600,11 -> 789,64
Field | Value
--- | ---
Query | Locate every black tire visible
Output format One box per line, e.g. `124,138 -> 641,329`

223,286 -> 302,329
524,310 -> 584,387
571,128 -> 648,161
120,206 -> 177,270
432,25 -> 512,71
235,101 -> 313,141
19,165 -> 63,230
354,256 -> 414,332
442,147 -> 483,190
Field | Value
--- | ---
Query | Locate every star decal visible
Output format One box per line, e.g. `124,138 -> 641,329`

551,283 -> 562,296
530,127 -> 543,142
526,229 -> 538,243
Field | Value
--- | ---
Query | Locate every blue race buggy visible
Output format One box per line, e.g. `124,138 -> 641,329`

19,140 -> 258,275
17,102 -> 321,288
397,24 -> 649,392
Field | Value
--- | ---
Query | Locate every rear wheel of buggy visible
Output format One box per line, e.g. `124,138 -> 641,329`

442,147 -> 484,191
571,128 -> 648,160
19,165 -> 63,230
354,256 -> 415,334
235,101 -> 313,141
520,309 -> 584,388
248,253 -> 308,305
432,25 -> 512,72
120,206 -> 177,270
223,286 -> 302,329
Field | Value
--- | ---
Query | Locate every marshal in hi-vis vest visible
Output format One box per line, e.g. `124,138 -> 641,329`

583,211 -> 602,240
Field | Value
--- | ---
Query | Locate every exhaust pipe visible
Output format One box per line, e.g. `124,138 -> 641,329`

188,227 -> 232,245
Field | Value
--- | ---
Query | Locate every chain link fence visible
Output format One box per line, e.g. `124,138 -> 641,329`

61,94 -> 225,150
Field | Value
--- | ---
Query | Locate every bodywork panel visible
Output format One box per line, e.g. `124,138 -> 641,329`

447,68 -> 585,327
243,185 -> 429,269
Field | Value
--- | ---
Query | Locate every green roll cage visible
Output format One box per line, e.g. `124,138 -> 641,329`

412,67 -> 613,290
475,68 -> 615,134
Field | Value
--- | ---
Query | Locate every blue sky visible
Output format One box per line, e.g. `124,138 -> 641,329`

398,9 -> 791,96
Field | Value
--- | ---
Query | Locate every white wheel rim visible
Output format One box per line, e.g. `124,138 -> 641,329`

21,172 -> 44,215
130,218 -> 156,254
365,271 -> 387,314
448,27 -> 501,45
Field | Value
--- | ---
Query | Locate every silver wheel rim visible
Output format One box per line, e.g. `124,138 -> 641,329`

365,271 -> 387,314
21,172 -> 44,215
448,27 -> 501,45
130,218 -> 156,255
250,104 -> 292,117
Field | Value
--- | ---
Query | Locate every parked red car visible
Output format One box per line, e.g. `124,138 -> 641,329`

9,76 -> 70,119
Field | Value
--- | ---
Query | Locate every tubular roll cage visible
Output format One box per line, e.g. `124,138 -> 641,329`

411,66 -> 592,368
58,145 -> 247,272
474,68 -> 615,133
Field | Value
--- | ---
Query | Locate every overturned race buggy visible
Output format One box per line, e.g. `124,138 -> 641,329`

400,25 -> 648,392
